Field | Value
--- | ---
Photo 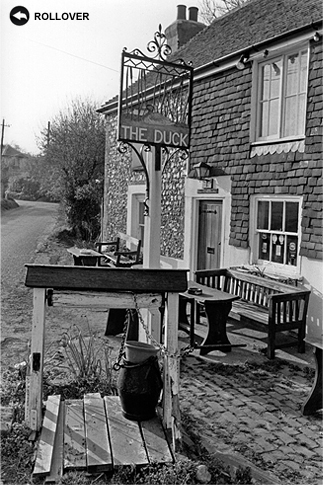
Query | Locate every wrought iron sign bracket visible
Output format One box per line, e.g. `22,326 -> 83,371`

161,147 -> 189,174
117,141 -> 151,215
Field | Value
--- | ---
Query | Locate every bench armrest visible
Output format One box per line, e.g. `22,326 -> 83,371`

268,290 -> 310,325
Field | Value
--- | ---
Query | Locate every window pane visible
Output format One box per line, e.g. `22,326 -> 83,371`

283,96 -> 298,137
259,233 -> 270,260
285,202 -> 298,232
271,201 -> 283,230
286,54 -> 299,96
257,201 -> 269,229
269,99 -> 279,135
261,64 -> 270,99
139,202 -> 145,225
286,235 -> 298,266
270,61 -> 282,97
271,233 -> 284,264
260,102 -> 269,137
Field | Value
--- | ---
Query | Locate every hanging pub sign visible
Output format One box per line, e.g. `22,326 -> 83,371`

118,25 -> 193,150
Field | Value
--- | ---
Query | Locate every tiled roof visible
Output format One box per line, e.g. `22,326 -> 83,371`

170,0 -> 322,68
1,144 -> 27,158
99,0 -> 322,111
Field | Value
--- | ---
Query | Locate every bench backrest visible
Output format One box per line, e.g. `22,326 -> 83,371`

117,232 -> 142,263
195,268 -> 302,309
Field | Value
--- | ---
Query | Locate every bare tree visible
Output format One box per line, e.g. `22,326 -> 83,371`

199,0 -> 249,24
38,97 -> 106,241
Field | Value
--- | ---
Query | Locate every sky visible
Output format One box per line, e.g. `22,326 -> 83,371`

1,0 -> 201,155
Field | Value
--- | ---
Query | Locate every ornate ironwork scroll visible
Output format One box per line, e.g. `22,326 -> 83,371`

118,25 -> 193,151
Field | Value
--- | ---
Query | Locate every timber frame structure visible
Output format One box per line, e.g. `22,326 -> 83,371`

24,264 -> 188,449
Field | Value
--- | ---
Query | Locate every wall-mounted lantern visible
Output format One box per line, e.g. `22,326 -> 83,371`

188,161 -> 226,180
188,161 -> 212,180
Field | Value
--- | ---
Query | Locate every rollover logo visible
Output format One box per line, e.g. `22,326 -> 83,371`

10,6 -> 89,25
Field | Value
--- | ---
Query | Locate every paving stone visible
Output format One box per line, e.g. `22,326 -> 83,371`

298,433 -> 320,449
207,402 -> 225,413
289,443 -> 318,458
273,430 -> 297,445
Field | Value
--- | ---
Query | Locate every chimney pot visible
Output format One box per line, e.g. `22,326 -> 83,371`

188,6 -> 198,21
177,4 -> 186,20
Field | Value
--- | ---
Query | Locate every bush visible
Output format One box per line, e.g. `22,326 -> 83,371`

64,180 -> 102,241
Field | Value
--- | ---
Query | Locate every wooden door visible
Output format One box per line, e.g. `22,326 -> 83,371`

197,200 -> 222,270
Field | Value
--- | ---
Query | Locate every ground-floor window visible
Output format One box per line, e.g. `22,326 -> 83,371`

251,196 -> 302,271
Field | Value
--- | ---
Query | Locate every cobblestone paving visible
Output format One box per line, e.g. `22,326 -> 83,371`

180,355 -> 323,485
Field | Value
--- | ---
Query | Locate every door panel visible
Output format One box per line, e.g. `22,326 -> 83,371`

197,201 -> 222,270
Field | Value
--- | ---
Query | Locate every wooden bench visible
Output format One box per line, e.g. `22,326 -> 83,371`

96,232 -> 142,267
195,268 -> 310,359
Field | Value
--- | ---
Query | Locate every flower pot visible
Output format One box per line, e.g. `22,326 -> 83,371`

125,340 -> 159,364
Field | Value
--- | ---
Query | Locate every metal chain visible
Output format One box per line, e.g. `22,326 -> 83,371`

133,293 -> 195,359
112,310 -> 130,371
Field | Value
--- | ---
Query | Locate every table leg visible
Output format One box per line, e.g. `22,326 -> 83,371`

199,300 -> 232,355
302,346 -> 323,415
178,296 -> 195,347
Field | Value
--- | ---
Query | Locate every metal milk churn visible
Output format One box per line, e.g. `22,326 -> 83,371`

117,341 -> 162,421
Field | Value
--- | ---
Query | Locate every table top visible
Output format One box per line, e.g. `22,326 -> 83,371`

67,247 -> 103,258
180,280 -> 240,303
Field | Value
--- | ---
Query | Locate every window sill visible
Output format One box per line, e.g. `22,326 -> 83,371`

250,139 -> 305,157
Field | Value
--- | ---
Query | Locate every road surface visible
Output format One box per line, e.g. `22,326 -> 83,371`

1,200 -> 59,367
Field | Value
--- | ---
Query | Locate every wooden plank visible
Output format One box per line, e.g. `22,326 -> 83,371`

84,393 -> 112,472
104,396 -> 148,466
45,401 -> 65,484
64,400 -> 86,470
163,292 -> 181,450
25,265 -> 188,292
52,291 -> 162,310
33,396 -> 61,477
29,288 -> 46,430
140,416 -> 174,464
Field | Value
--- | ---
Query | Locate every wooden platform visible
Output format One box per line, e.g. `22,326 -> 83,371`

33,394 -> 174,481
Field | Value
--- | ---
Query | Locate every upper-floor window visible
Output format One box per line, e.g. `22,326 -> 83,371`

256,47 -> 309,142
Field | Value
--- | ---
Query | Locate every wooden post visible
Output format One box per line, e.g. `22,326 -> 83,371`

28,288 -> 46,430
163,292 -> 181,450
140,146 -> 162,342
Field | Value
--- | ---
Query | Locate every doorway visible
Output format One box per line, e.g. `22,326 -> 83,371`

197,200 -> 223,270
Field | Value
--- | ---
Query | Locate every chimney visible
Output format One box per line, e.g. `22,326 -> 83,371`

188,6 -> 198,22
165,5 -> 205,54
177,5 -> 186,20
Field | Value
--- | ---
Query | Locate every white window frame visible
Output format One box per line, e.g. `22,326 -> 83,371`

251,43 -> 309,144
250,195 -> 303,277
126,184 -> 146,246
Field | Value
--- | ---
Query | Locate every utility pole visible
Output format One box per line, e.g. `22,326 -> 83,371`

0,119 -> 10,162
47,121 -> 50,147
1,119 -> 10,198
